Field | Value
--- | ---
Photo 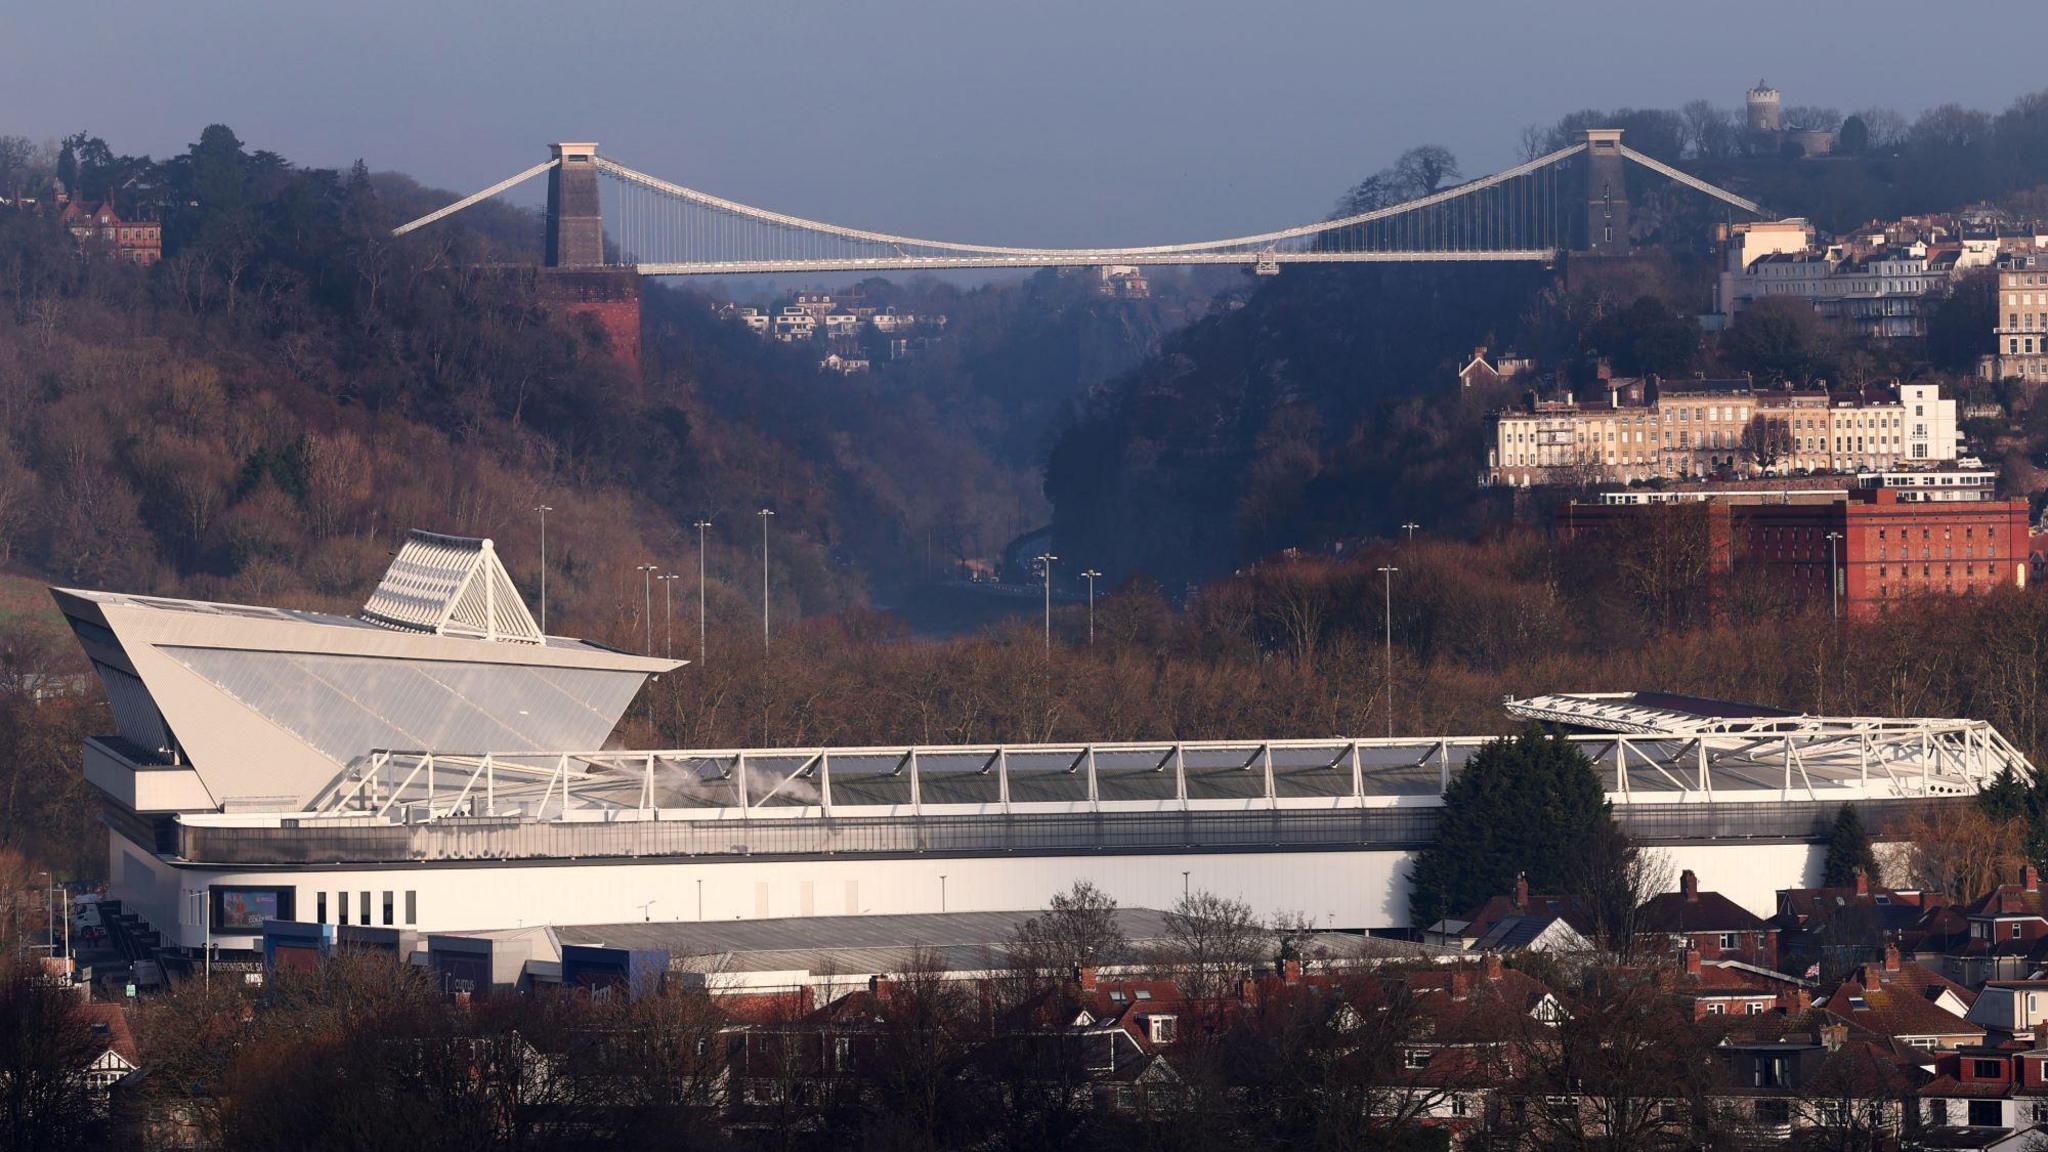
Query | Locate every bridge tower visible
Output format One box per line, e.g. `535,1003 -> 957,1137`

545,142 -> 605,267
1580,129 -> 1630,257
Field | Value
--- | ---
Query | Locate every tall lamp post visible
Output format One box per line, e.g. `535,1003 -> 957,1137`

1377,565 -> 1399,739
693,518 -> 711,666
533,504 -> 553,633
1081,569 -> 1102,645
1036,552 -> 1058,655
1825,531 -> 1844,619
1401,520 -> 1420,542
636,565 -> 658,655
757,509 -> 775,651
657,573 -> 681,660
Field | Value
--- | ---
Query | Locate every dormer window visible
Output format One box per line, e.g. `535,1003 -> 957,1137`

1134,989 -> 1153,1001
1108,991 -> 1126,1003
1147,1015 -> 1177,1045
1847,996 -> 1868,1010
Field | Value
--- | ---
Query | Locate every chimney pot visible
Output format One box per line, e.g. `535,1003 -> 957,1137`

1681,870 -> 1699,902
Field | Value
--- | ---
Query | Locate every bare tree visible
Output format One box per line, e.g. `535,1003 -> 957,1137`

1009,880 -> 1128,984
1157,891 -> 1269,1001
1682,100 -> 1738,160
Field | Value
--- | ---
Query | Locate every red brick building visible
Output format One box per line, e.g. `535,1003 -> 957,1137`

56,199 -> 161,265
1638,869 -> 1781,969
1558,482 -> 2031,619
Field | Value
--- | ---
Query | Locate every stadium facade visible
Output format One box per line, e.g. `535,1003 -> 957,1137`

60,532 -> 2028,959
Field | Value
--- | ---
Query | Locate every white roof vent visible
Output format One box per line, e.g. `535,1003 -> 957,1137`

358,531 -> 542,644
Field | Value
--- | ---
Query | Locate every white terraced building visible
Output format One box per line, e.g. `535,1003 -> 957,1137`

63,532 -> 2028,961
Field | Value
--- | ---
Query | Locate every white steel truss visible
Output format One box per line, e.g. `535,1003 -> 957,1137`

300,714 -> 2020,826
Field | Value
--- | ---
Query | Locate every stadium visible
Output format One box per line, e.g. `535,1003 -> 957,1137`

59,531 -> 2028,963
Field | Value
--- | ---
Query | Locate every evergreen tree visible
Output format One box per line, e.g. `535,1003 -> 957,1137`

1822,803 -> 1880,888
1839,114 -> 1870,155
1409,726 -> 1614,928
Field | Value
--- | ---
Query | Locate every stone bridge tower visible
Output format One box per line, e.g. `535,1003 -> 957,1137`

1581,128 -> 1630,257
545,142 -> 605,268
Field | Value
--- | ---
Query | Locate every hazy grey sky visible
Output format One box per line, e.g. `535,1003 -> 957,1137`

5,0 -> 2045,246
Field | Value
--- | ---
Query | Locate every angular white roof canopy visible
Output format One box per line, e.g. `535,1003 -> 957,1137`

358,531 -> 542,643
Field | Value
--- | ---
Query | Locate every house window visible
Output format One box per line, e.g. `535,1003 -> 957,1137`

360,891 -> 371,924
2015,923 -> 2025,940
1930,1099 -> 1948,1125
1757,1099 -> 1791,1126
1706,1003 -> 1726,1016
406,891 -> 417,926
1147,1016 -> 1177,1045
382,892 -> 394,926
1974,1059 -> 2005,1079
1451,1094 -> 1469,1118
1747,1002 -> 1765,1015
337,891 -> 349,926
1970,1100 -> 2003,1127
1405,1049 -> 1433,1070
316,892 -> 327,924
1720,933 -> 1739,950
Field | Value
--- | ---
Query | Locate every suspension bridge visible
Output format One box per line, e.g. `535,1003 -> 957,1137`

392,129 -> 1765,277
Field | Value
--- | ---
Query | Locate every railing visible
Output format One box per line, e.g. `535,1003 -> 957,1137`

176,797 -> 1961,867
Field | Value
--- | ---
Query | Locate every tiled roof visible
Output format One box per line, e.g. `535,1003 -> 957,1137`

1822,962 -> 1983,1042
1967,885 -> 2048,920
78,1002 -> 137,1066
1638,890 -> 1771,935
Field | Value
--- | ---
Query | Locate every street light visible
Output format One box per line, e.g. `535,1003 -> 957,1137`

694,519 -> 712,666
1401,521 -> 1420,542
185,889 -> 211,989
657,573 -> 682,660
1036,552 -> 1058,654
1377,565 -> 1399,739
757,510 -> 775,651
533,505 -> 554,633
1825,531 -> 1844,619
636,565 -> 658,655
1081,569 -> 1102,646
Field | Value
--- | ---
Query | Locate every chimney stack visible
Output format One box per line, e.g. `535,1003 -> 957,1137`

1074,965 -> 1098,993
1779,987 -> 1812,1014
1279,958 -> 1303,984
1684,948 -> 1702,978
1450,969 -> 1472,999
1515,872 -> 1530,912
870,975 -> 894,1000
1853,867 -> 1868,896
1884,943 -> 1901,973
1481,952 -> 1504,982
2026,863 -> 2041,894
1681,870 -> 1699,903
